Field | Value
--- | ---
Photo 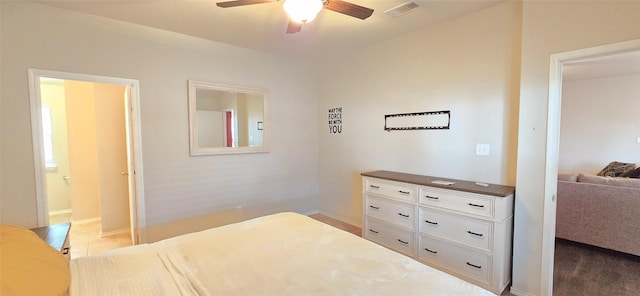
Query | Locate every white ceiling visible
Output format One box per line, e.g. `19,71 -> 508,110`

39,0 -> 503,60
36,0 -> 640,78
563,50 -> 640,81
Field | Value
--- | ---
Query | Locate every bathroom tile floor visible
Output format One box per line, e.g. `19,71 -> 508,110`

69,221 -> 132,259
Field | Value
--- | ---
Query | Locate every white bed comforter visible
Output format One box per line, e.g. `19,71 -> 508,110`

70,212 -> 495,295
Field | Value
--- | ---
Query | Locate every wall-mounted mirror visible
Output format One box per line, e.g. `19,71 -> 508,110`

188,80 -> 268,155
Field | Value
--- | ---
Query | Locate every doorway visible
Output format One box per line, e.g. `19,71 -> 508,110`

541,38 -> 640,295
28,69 -> 145,244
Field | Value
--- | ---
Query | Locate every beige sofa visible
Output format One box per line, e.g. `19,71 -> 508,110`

556,173 -> 640,256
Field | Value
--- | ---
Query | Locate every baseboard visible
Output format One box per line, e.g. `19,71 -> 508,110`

313,211 -> 362,228
101,228 -> 129,238
49,209 -> 72,216
302,209 -> 320,216
71,217 -> 101,225
509,287 -> 536,296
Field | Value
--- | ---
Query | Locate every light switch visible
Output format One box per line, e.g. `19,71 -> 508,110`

476,144 -> 490,156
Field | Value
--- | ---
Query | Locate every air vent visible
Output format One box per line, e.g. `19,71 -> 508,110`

384,2 -> 420,18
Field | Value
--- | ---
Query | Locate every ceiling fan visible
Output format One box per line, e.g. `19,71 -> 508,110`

216,0 -> 374,34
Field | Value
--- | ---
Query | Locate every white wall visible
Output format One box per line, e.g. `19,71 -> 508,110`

0,2 -> 319,241
41,82 -> 72,213
65,80 -> 102,222
316,2 -> 521,225
515,2 -> 640,295
559,73 -> 640,173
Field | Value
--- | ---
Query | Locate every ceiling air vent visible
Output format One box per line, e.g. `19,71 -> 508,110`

384,2 -> 420,18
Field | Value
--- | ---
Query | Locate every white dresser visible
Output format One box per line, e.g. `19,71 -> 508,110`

361,170 -> 514,294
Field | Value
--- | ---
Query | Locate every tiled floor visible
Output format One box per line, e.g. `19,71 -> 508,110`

69,221 -> 132,259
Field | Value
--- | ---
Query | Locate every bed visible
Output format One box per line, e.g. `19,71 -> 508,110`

2,212 -> 497,295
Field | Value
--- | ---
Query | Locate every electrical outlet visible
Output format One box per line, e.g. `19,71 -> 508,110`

476,144 -> 490,156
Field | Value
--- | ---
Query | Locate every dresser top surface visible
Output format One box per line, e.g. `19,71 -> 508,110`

30,222 -> 70,252
361,170 -> 515,197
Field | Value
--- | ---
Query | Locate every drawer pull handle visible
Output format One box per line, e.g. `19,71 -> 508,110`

370,185 -> 380,189
424,248 -> 438,254
397,213 -> 410,218
467,230 -> 483,237
397,239 -> 409,245
62,247 -> 70,255
425,195 -> 439,200
369,229 -> 379,234
466,262 -> 482,269
468,203 -> 485,208
425,220 -> 438,225
369,205 -> 380,210
398,190 -> 410,195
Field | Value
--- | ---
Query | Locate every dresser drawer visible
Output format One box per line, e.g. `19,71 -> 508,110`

30,223 -> 71,261
419,187 -> 494,219
419,207 -> 493,252
62,236 -> 70,261
365,217 -> 415,257
366,195 -> 415,230
364,177 -> 417,203
418,235 -> 491,285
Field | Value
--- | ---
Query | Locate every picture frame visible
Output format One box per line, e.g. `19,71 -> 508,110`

384,110 -> 450,131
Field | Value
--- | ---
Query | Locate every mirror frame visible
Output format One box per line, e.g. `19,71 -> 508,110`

188,80 -> 269,156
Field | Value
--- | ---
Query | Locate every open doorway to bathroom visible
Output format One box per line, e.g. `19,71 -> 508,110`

29,69 -> 145,245
39,78 -> 129,226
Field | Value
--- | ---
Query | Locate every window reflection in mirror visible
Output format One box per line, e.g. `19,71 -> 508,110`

188,80 -> 268,155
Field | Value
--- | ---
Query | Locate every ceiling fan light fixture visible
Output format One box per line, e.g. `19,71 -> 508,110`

283,0 -> 324,24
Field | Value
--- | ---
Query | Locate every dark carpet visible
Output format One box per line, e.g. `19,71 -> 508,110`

501,239 -> 639,296
553,238 -> 640,296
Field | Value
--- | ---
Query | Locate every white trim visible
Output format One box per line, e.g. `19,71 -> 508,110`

302,210 -> 320,216
308,211 -> 362,228
49,209 -> 72,216
542,38 -> 640,296
127,83 -> 147,244
71,217 -> 101,225
509,287 -> 535,296
27,69 -> 147,244
100,228 -> 130,238
28,70 -> 50,227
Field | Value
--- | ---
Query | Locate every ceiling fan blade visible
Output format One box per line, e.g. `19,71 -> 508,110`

286,21 -> 303,34
324,0 -> 374,20
216,0 -> 274,8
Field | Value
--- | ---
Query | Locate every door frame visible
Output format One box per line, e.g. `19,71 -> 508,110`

28,68 -> 146,244
541,38 -> 640,295
223,109 -> 234,147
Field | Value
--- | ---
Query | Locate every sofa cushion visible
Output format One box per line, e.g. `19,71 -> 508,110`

578,173 -> 640,189
621,167 -> 640,178
596,161 -> 636,177
557,173 -> 578,182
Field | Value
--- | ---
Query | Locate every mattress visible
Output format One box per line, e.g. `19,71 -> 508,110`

70,212 -> 495,295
